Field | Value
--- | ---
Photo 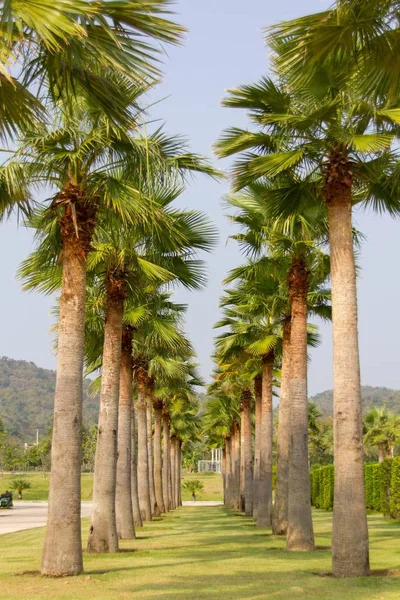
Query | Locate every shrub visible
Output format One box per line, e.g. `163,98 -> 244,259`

9,478 -> 32,499
182,480 -> 204,499
389,457 -> 400,519
372,464 -> 382,511
364,464 -> 374,509
321,466 -> 334,510
381,459 -> 392,518
310,466 -> 333,510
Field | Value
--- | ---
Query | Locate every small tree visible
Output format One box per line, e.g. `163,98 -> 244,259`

182,480 -> 204,501
10,479 -> 31,499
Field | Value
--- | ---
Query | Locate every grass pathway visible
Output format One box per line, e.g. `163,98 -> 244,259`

2,507 -> 400,599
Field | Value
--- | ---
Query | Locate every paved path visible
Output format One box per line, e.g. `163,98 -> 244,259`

0,501 -> 222,535
0,502 -> 93,535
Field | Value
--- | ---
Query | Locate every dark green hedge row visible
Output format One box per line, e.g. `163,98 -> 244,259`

310,465 -> 334,510
310,458 -> 400,518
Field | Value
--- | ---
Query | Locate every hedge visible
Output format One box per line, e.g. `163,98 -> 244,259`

310,465 -> 334,510
310,458 -> 400,519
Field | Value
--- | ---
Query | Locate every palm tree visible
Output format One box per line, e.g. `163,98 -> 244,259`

20,180 -> 216,558
215,68 -> 399,573
132,308 -> 195,518
19,100 -> 217,569
221,191 -> 330,542
85,189 -> 215,547
364,407 -> 400,462
153,356 -> 201,513
202,385 -> 240,507
0,0 -> 185,145
268,0 -> 400,105
216,295 -> 280,525
117,325 -> 136,539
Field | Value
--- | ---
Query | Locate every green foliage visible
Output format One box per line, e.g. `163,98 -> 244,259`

310,386 -> 400,418
9,479 -> 31,496
0,357 -> 99,442
81,426 -> 98,472
381,459 -> 392,518
182,480 -> 204,497
364,464 -> 374,509
310,465 -> 334,510
389,458 -> 400,520
372,465 -> 383,511
313,459 -> 400,520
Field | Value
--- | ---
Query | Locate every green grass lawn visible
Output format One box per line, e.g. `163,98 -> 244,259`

180,472 -> 223,501
0,472 -> 223,502
2,507 -> 400,599
0,473 -> 94,501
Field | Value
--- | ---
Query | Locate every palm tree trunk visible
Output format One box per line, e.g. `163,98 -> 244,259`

232,422 -> 241,510
286,260 -> 314,551
162,411 -> 171,511
327,173 -> 369,576
378,443 -> 385,463
136,369 -> 152,522
273,318 -> 291,535
240,410 -> 246,512
222,447 -> 227,505
171,435 -> 177,509
116,331 -> 135,540
168,443 -> 173,510
146,382 -> 157,516
224,437 -> 232,506
88,281 -> 125,553
131,406 -> 143,528
41,205 -> 91,575
257,352 -> 274,528
175,438 -> 181,506
241,390 -> 253,516
253,375 -> 262,520
153,401 -> 165,513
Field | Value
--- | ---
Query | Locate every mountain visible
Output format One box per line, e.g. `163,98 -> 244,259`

310,386 -> 400,417
0,357 -> 99,442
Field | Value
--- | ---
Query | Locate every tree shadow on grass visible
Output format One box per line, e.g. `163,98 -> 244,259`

126,569 -> 400,600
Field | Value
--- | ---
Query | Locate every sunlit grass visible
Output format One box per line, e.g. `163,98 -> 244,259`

0,472 -> 223,502
1,507 -> 400,599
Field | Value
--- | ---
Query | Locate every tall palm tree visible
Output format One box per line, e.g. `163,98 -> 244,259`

0,0 -> 185,144
202,385 -> 240,507
215,70 -> 399,573
84,189 -> 215,548
20,182 -> 216,560
364,407 -> 400,462
216,294 -> 280,526
224,186 -> 331,539
268,0 -> 400,105
19,99 -> 217,570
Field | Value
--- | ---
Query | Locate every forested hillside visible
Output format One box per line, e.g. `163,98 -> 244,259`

310,386 -> 400,417
0,357 -> 99,442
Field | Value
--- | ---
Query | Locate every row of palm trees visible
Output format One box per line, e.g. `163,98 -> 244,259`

0,0 -> 218,577
205,0 -> 400,579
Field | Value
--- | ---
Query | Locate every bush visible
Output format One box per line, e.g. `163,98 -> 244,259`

364,464 -> 373,509
381,459 -> 392,517
389,457 -> 400,519
372,464 -> 382,511
310,465 -> 334,510
182,480 -> 204,499
9,478 -> 32,499
311,460 -> 399,520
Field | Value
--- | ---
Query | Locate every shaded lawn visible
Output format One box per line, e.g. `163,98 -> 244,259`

0,472 -> 223,502
2,508 -> 400,599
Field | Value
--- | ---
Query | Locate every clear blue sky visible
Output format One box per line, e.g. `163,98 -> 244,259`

1,0 -> 399,396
